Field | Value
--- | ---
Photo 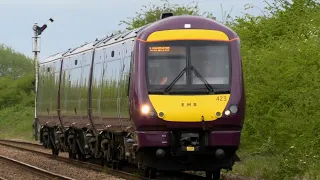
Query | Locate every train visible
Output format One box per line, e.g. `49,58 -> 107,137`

34,12 -> 245,179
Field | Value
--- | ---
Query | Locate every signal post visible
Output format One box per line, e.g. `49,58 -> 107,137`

32,18 -> 54,141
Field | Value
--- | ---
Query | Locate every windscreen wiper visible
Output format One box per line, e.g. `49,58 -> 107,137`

164,67 -> 186,94
191,66 -> 215,93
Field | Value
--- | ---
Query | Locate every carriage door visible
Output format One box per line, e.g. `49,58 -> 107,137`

119,41 -> 133,127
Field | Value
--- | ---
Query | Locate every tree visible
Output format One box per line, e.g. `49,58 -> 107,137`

119,0 -> 216,30
0,44 -> 33,79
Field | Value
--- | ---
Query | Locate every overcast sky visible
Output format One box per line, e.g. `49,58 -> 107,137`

0,0 -> 266,60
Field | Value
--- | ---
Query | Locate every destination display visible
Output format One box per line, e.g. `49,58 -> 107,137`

148,46 -> 186,56
149,46 -> 170,52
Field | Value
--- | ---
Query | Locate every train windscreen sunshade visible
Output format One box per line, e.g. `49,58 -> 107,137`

146,41 -> 231,94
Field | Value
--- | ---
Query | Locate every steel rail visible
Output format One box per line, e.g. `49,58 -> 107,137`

0,139 -> 42,147
0,154 -> 74,180
0,139 -> 217,179
0,139 -> 150,180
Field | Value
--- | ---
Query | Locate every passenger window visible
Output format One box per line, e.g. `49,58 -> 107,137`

127,52 -> 134,96
130,52 -> 134,74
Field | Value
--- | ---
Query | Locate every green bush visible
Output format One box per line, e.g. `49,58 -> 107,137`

0,44 -> 34,109
229,0 -> 320,179
0,73 -> 34,109
0,45 -> 34,140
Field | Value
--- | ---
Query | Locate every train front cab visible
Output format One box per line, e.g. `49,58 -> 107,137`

131,22 -> 245,179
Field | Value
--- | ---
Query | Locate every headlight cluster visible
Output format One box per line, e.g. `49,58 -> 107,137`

224,105 -> 238,116
140,104 -> 238,118
141,105 -> 150,114
141,105 -> 156,117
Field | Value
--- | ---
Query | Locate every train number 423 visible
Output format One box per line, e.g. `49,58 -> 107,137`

216,96 -> 227,101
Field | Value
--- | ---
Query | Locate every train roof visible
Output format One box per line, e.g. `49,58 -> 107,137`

40,25 -> 148,64
39,49 -> 70,64
64,41 -> 96,57
40,14 -> 238,64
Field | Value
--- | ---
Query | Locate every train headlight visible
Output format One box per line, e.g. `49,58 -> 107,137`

224,110 -> 231,116
141,105 -> 150,114
230,105 -> 238,114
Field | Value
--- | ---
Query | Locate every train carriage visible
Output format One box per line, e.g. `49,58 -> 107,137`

36,13 -> 245,179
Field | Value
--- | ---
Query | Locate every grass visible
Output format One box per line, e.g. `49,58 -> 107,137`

0,105 -> 34,141
232,151 -> 280,179
231,152 -> 320,179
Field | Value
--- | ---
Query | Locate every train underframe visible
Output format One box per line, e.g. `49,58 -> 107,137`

39,125 -> 240,179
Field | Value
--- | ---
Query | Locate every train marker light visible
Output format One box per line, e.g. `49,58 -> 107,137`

149,111 -> 155,117
215,111 -> 222,118
230,105 -> 238,114
159,112 -> 165,118
184,24 -> 191,28
224,110 -> 231,116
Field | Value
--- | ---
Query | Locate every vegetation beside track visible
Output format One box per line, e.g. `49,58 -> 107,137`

229,1 -> 320,179
0,45 -> 34,140
1,0 -> 319,179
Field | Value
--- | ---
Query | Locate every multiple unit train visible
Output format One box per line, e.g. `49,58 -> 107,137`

35,13 -> 245,179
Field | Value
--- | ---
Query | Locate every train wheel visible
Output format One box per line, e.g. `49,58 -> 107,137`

78,153 -> 86,161
112,161 -> 117,169
68,146 -> 76,159
110,160 -> 121,170
144,167 -> 157,179
100,151 -> 108,166
51,148 -> 59,156
68,151 -> 76,159
68,151 -> 75,159
205,169 -> 221,180
100,160 -> 104,166
73,142 -> 85,161
117,161 -> 123,170
100,155 -> 105,166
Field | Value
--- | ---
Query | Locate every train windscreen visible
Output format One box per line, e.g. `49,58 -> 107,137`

146,41 -> 230,94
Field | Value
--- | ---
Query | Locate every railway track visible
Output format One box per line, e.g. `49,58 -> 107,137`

0,139 -> 150,180
0,139 -> 258,180
0,154 -> 74,179
0,139 -> 209,180
1,139 -> 42,147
